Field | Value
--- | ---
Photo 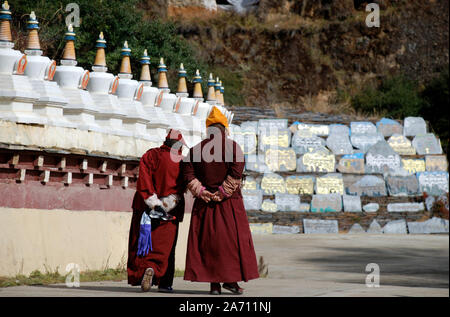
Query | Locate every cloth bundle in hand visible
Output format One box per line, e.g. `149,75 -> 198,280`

137,212 -> 152,256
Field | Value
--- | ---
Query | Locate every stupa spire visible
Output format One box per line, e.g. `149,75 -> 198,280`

206,73 -> 216,103
93,32 -> 107,68
157,57 -> 169,90
139,49 -> 151,83
0,1 -> 13,43
25,11 -> 41,51
192,69 -> 203,99
119,41 -> 132,75
62,24 -> 77,61
177,63 -> 188,95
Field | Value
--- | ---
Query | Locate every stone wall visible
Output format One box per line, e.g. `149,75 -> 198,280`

231,116 -> 449,235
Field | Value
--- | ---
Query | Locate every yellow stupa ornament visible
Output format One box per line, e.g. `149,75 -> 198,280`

119,41 -> 132,74
139,49 -> 152,83
157,57 -> 169,90
93,32 -> 107,67
176,63 -> 188,95
206,73 -> 216,104
62,24 -> 77,61
192,69 -> 203,100
0,1 -> 12,43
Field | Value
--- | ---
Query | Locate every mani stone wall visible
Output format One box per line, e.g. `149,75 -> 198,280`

230,117 -> 449,235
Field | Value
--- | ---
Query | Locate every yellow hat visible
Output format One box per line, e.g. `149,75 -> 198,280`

206,106 -> 229,128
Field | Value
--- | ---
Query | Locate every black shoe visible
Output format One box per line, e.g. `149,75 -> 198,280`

210,283 -> 221,295
158,286 -> 174,293
223,283 -> 244,295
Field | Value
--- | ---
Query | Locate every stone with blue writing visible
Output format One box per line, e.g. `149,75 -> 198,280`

376,118 -> 403,137
348,223 -> 366,234
350,132 -> 384,153
292,131 -> 326,154
311,194 -> 342,212
245,154 -> 270,173
329,124 -> 350,136
365,140 -> 401,174
382,219 -> 407,234
343,195 -> 362,212
261,199 -> 278,213
403,117 -> 427,137
425,155 -> 448,172
408,217 -> 449,234
337,152 -> 365,174
347,175 -> 387,197
326,133 -> 353,155
242,189 -> 263,211
297,147 -> 336,173
386,175 -> 420,196
367,219 -> 382,233
275,193 -> 301,212
350,121 -> 377,135
417,172 -> 449,196
303,219 -> 339,234
412,133 -> 443,155
272,225 -> 301,234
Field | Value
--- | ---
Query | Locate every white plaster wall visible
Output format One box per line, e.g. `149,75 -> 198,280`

0,207 -> 191,277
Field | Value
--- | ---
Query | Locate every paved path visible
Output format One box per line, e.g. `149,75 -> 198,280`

1,234 -> 448,297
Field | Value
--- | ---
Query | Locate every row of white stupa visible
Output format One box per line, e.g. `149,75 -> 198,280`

0,2 -> 233,147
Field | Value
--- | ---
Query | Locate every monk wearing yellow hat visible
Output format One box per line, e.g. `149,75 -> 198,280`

182,106 -> 259,295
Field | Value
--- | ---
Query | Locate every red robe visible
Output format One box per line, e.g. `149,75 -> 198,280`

182,132 -> 259,283
127,145 -> 185,287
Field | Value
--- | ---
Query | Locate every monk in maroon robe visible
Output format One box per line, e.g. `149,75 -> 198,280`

127,129 -> 186,292
182,107 -> 259,295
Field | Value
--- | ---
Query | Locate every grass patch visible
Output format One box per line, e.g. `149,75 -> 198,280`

0,268 -> 185,288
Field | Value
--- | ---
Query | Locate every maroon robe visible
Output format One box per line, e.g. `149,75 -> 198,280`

127,145 -> 185,287
182,132 -> 259,283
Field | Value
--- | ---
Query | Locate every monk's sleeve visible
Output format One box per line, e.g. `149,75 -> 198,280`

183,149 -> 205,197
137,151 -> 157,201
219,141 -> 245,198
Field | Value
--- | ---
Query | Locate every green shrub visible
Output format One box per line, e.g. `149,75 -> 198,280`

351,75 -> 425,118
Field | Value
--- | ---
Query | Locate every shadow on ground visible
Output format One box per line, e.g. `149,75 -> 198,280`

299,246 -> 449,289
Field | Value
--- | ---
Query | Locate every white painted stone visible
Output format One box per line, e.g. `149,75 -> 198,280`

303,219 -> 339,234
387,202 -> 425,213
408,217 -> 449,234
348,223 -> 366,234
382,219 -> 408,234
367,220 -> 383,233
363,203 -> 379,213
272,225 -> 301,234
343,195 -> 362,212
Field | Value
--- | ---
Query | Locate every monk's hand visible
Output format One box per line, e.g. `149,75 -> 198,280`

211,191 -> 222,202
199,189 -> 214,203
